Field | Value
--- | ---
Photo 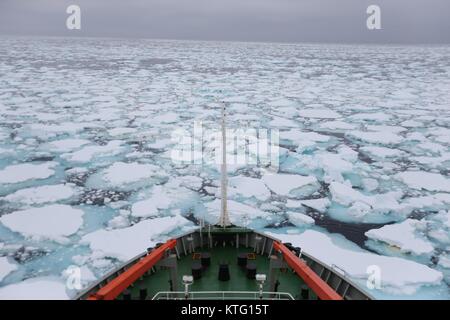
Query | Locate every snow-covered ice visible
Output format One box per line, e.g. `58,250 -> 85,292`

81,215 -> 192,261
395,171 -> 450,192
329,181 -> 404,223
298,108 -> 340,119
0,257 -> 17,282
0,204 -> 84,243
365,219 -> 435,256
62,141 -> 125,163
2,184 -> 80,205
228,176 -> 271,201
287,212 -> 315,226
286,198 -> 331,213
359,146 -> 404,159
347,131 -> 403,145
0,38 -> 449,299
0,162 -> 57,184
0,277 -> 70,300
261,173 -> 319,197
44,139 -> 91,153
269,230 -> 444,297
87,162 -> 166,191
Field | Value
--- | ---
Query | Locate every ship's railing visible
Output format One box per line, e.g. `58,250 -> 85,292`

152,291 -> 294,300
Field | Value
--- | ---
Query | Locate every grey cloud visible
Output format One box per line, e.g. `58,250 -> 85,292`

0,0 -> 449,44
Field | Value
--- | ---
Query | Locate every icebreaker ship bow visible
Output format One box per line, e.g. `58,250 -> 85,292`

76,103 -> 373,301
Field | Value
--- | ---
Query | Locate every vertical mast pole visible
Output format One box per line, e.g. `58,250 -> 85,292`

219,102 -> 231,227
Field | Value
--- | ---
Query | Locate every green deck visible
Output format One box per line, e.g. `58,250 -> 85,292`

121,245 -> 317,300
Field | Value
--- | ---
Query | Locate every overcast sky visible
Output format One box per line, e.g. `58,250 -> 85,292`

0,0 -> 449,44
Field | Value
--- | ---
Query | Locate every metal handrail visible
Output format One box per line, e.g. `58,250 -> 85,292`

152,291 -> 294,300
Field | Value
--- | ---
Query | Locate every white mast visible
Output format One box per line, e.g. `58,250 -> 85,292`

218,102 -> 231,227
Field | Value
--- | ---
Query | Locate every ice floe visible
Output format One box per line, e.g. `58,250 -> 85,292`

131,179 -> 198,218
2,184 -> 80,205
395,171 -> 450,192
62,141 -> 125,163
0,204 -> 84,243
365,219 -> 435,256
0,276 -> 69,300
359,146 -> 404,159
107,127 -> 137,137
24,123 -> 90,139
438,254 -> 450,269
286,198 -> 331,213
228,176 -> 271,201
319,120 -> 357,131
269,230 -> 443,296
287,212 -> 315,226
349,112 -> 391,122
261,173 -> 319,198
0,162 -> 57,184
329,181 -> 403,223
0,257 -> 17,282
87,162 -> 166,191
81,215 -> 192,261
298,108 -> 340,119
62,265 -> 97,289
203,199 -> 270,227
347,131 -> 402,145
44,139 -> 91,153
281,129 -> 330,145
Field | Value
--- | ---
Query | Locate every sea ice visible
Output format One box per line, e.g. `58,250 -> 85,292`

0,257 -> 17,282
0,276 -> 69,300
281,129 -> 330,145
287,212 -> 315,226
2,184 -> 80,205
44,139 -> 91,153
347,131 -> 402,145
261,173 -> 319,198
62,265 -> 97,288
268,116 -> 298,128
359,146 -> 404,159
203,199 -> 270,226
62,141 -> 125,163
108,127 -> 137,137
0,204 -> 84,243
87,162 -> 166,191
319,121 -> 357,130
228,176 -> 271,201
438,254 -> 450,269
329,181 -> 403,223
286,198 -> 331,213
81,215 -> 192,261
24,123 -> 90,139
395,171 -> 450,192
131,180 -> 198,218
349,112 -> 391,122
269,230 -> 443,296
298,108 -> 340,119
365,219 -> 435,256
0,162 -> 57,184
1,38 -> 449,299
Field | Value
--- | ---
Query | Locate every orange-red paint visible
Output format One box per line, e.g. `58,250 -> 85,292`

88,239 -> 177,300
273,241 -> 343,300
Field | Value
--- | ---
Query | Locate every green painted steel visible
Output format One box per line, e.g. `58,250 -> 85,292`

120,245 -> 316,300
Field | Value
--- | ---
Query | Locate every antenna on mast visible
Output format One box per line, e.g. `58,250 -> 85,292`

217,101 -> 232,227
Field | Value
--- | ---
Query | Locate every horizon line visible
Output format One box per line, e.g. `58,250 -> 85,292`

1,33 -> 449,47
